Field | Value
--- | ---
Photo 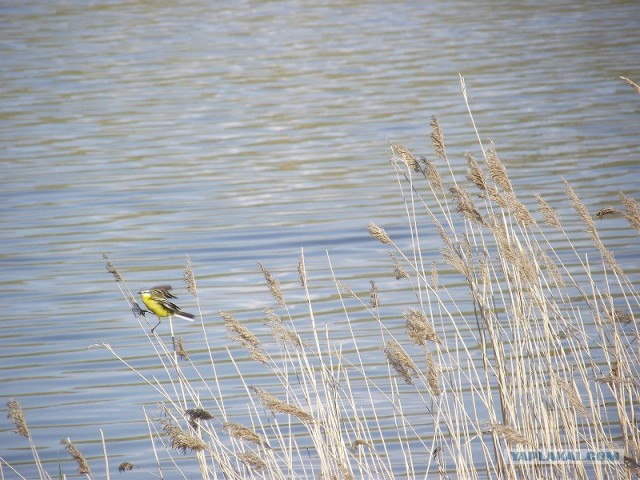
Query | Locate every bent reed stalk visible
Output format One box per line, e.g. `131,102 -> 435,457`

5,79 -> 639,479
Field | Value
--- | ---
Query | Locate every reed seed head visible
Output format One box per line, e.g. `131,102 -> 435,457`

183,256 -> 197,296
350,439 -> 375,453
160,419 -> 207,453
258,263 -> 285,308
489,423 -> 530,446
425,349 -> 442,396
250,386 -> 314,424
103,254 -> 123,282
368,221 -> 392,245
404,308 -> 440,345
422,159 -> 443,191
175,336 -> 188,360
465,152 -> 487,192
264,307 -> 305,349
449,184 -> 485,226
620,192 -> 640,233
297,253 -> 307,288
391,143 -> 420,172
430,116 -> 446,159
61,437 -> 92,476
221,311 -> 268,364
223,421 -> 270,448
389,251 -> 409,280
7,400 -> 30,438
535,194 -> 562,229
595,207 -> 623,220
485,144 -> 513,194
238,452 -> 267,471
369,280 -> 379,309
381,340 -> 417,385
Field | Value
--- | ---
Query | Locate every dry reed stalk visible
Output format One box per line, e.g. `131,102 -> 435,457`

449,184 -> 485,226
258,263 -> 285,308
404,308 -> 440,345
183,256 -> 197,296
620,76 -> 640,94
368,221 -> 392,245
381,340 -> 417,385
264,307 -> 305,349
485,144 -> 513,194
389,251 -> 409,280
620,192 -> 640,233
535,194 -> 562,229
392,143 -> 420,172
7,400 -> 30,438
61,437 -> 92,476
237,452 -> 267,471
221,311 -> 269,364
430,116 -> 446,159
223,422 -> 270,448
250,386 -> 314,424
369,280 -> 379,309
160,419 -> 207,453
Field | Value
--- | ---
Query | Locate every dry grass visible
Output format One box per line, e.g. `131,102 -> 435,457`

5,79 -> 639,479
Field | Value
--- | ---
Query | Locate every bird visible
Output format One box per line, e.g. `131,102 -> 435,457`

138,285 -> 195,332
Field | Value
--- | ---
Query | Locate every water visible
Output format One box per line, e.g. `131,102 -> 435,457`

2,0 -> 639,477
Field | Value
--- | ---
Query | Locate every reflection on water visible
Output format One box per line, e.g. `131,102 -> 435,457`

1,0 -> 639,477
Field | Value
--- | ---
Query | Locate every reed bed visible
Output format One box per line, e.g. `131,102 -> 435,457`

5,78 -> 640,479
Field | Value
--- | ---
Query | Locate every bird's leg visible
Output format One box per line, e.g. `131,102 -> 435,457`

151,318 -> 162,333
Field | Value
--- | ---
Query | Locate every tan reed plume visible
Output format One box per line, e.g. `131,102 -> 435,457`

620,192 -> 640,233
389,251 -> 409,280
489,423 -> 530,446
223,421 -> 270,448
258,263 -> 286,308
264,307 -> 305,349
425,349 -> 442,396
381,340 -> 417,385
392,143 -> 420,172
61,437 -> 92,476
7,400 -> 30,438
485,144 -> 513,194
250,386 -> 314,424
535,194 -> 562,228
430,116 -> 446,159
221,311 -> 268,364
368,221 -> 392,245
103,254 -> 123,282
422,158 -> 444,191
404,308 -> 440,345
237,452 -> 267,471
466,152 -> 488,193
184,256 -> 197,296
449,184 -> 485,226
369,280 -> 379,309
160,419 -> 207,453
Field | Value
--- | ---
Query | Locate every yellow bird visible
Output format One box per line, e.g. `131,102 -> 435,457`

138,285 -> 195,332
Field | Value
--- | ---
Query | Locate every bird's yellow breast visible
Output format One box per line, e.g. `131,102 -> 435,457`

140,292 -> 171,317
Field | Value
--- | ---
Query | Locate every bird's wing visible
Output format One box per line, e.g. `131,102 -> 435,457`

151,285 -> 176,298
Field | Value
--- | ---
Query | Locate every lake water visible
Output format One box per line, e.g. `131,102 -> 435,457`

2,0 -> 639,478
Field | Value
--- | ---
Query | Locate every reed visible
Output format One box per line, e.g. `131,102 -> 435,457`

5,78 -> 639,479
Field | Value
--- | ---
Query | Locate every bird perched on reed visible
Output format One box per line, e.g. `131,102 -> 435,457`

138,285 -> 195,332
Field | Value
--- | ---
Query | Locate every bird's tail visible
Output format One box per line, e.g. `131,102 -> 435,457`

175,311 -> 195,322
